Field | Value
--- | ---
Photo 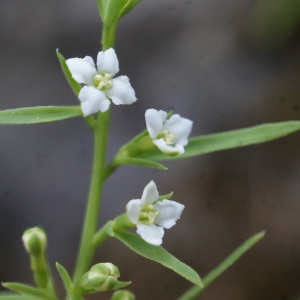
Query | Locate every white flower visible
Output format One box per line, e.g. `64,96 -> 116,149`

66,48 -> 136,116
126,181 -> 184,246
145,109 -> 193,156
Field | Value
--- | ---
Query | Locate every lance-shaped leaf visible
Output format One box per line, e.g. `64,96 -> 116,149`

97,0 -> 141,25
138,121 -> 300,161
56,49 -> 81,96
56,263 -> 73,295
2,282 -> 48,298
0,106 -> 82,125
0,295 -> 37,300
177,231 -> 265,300
112,230 -> 203,287
117,157 -> 167,170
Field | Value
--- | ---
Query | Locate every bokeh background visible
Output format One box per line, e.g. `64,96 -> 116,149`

1,0 -> 300,299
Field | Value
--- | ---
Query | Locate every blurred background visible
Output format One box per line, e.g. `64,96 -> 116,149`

1,0 -> 300,299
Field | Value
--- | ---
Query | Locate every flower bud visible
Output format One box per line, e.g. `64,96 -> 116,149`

81,263 -> 120,291
22,227 -> 47,256
111,289 -> 135,300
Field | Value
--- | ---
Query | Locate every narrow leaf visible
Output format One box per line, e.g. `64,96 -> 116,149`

2,282 -> 46,298
55,263 -> 73,294
56,49 -> 81,96
103,0 -> 129,25
0,106 -> 82,124
97,0 -> 108,19
177,231 -> 265,300
0,296 -> 36,300
119,0 -> 141,18
118,157 -> 167,170
139,121 -> 300,161
113,230 -> 202,287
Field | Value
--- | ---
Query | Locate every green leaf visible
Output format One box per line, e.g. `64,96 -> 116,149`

113,230 -> 203,287
0,106 -> 82,125
56,49 -> 81,96
119,0 -> 141,18
177,231 -> 265,300
0,296 -> 37,300
2,283 -> 47,298
97,0 -> 108,19
117,157 -> 167,170
98,0 -> 141,25
55,263 -> 73,294
138,121 -> 300,161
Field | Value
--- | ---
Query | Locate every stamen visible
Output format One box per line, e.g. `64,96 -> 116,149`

93,73 -> 113,90
158,130 -> 175,145
139,204 -> 158,225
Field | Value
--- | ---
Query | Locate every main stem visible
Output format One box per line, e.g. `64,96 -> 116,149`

73,111 -> 110,288
72,21 -> 117,291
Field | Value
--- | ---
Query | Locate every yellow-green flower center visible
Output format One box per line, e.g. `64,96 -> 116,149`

139,204 -> 158,225
157,130 -> 175,145
93,73 -> 113,90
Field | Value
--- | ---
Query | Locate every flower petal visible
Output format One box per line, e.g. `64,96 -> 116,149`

66,57 -> 96,85
145,109 -> 167,139
96,48 -> 119,76
83,56 -> 95,67
106,76 -> 136,105
126,199 -> 141,225
136,223 -> 164,246
154,200 -> 185,229
79,86 -> 110,116
153,139 -> 184,156
163,114 -> 193,146
140,180 -> 159,205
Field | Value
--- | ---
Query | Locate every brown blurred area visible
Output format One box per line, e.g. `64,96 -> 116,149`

0,0 -> 300,299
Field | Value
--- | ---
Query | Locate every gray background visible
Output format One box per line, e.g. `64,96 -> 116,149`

0,0 -> 300,299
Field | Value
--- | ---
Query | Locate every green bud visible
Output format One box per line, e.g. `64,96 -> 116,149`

81,263 -> 120,292
111,289 -> 135,300
22,227 -> 47,256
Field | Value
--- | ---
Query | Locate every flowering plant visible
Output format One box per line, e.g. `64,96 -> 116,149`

0,1 -> 299,299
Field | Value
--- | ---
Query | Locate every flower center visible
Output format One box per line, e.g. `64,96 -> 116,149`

93,73 -> 113,90
139,204 -> 158,225
157,130 -> 175,145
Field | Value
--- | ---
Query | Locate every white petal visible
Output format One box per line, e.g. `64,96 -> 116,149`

145,109 -> 167,139
154,200 -> 185,229
164,115 -> 193,146
79,86 -> 110,116
140,181 -> 159,205
126,199 -> 141,225
136,223 -> 164,246
83,56 -> 95,67
66,57 -> 96,85
153,139 -> 184,156
106,76 -> 136,105
96,48 -> 119,76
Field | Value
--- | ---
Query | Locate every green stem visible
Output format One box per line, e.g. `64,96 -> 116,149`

91,214 -> 135,250
101,22 -> 117,50
72,18 -> 117,294
73,110 -> 110,289
74,18 -> 117,290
